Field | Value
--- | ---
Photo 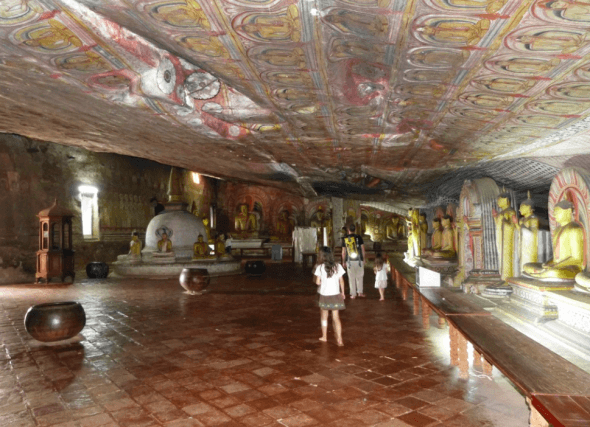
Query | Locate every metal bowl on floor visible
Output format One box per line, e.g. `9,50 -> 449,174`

24,301 -> 86,342
179,268 -> 210,295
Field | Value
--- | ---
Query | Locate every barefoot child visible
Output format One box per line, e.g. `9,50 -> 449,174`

374,252 -> 388,301
314,247 -> 346,346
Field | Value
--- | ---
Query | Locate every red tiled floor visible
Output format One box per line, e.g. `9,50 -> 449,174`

0,263 -> 529,426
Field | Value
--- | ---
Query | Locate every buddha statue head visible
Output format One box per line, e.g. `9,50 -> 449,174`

161,232 -> 168,241
554,200 -> 575,225
432,217 -> 442,230
497,192 -> 511,210
442,215 -> 452,230
519,193 -> 534,218
197,234 -> 204,243
131,231 -> 140,241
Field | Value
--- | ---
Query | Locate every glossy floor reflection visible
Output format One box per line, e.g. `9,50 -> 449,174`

0,263 -> 529,426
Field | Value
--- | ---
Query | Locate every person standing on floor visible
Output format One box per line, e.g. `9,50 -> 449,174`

341,224 -> 366,299
314,247 -> 346,346
374,252 -> 388,301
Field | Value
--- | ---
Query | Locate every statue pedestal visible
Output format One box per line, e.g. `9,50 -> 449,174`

421,257 -> 458,277
463,270 -> 503,295
231,239 -> 265,249
499,277 -> 575,324
545,290 -> 590,338
151,252 -> 176,264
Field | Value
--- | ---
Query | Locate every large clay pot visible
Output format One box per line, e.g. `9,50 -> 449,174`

179,268 -> 210,295
86,262 -> 109,279
245,260 -> 266,276
25,302 -> 86,342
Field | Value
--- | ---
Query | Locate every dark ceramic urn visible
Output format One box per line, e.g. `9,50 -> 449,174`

86,262 -> 109,279
244,260 -> 266,276
24,301 -> 86,342
179,268 -> 210,295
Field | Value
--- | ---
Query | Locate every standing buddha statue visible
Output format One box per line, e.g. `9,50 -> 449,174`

431,218 -> 443,252
419,213 -> 429,251
515,192 -> 540,273
492,190 -> 517,280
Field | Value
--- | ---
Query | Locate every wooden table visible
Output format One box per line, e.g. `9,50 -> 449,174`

448,315 -> 590,427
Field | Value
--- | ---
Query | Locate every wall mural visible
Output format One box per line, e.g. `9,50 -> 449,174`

4,0 -> 590,193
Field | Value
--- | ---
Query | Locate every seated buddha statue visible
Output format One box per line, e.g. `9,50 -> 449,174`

431,216 -> 457,259
431,218 -> 443,251
157,232 -> 173,253
129,231 -> 142,258
216,234 -> 226,258
193,234 -> 208,259
523,201 -> 584,281
235,204 -> 257,234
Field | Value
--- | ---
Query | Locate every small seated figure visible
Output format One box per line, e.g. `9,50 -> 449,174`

524,201 -> 584,281
431,216 -> 457,259
193,234 -> 208,259
157,232 -> 173,253
424,218 -> 442,255
216,234 -> 226,258
129,231 -> 142,259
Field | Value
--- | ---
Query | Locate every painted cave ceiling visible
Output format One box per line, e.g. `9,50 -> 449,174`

1,0 -> 590,208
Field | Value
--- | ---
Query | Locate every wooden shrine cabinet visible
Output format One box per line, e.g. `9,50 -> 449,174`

36,200 -> 75,283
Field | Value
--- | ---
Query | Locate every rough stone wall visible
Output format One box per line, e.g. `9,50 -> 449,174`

0,134 -> 172,283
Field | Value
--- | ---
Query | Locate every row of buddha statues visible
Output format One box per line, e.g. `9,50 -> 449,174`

361,214 -> 407,242
128,230 -> 230,260
405,209 -> 458,265
404,181 -> 590,294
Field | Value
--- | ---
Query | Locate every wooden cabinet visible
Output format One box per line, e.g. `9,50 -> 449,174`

36,200 -> 75,283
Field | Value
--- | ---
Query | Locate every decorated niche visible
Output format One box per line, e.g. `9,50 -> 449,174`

548,168 -> 590,274
272,200 -> 303,240
307,201 -> 333,247
456,178 -> 500,286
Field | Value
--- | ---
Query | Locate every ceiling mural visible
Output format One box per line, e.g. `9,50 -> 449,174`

2,0 -> 590,205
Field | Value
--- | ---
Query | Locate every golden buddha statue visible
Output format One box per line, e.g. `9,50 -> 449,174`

193,234 -> 208,259
215,234 -> 226,257
492,191 -> 518,280
202,217 -> 212,242
431,218 -> 443,251
311,207 -> 332,247
516,193 -> 540,272
235,204 -> 257,234
431,216 -> 457,259
386,216 -> 400,240
129,231 -> 142,257
419,213 -> 429,251
157,232 -> 172,253
524,201 -> 584,281
405,208 -> 421,263
276,210 -> 292,236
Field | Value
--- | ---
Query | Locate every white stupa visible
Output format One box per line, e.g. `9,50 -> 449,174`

113,168 -> 241,277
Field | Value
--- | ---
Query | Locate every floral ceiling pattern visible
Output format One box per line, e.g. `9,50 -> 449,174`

1,0 -> 590,203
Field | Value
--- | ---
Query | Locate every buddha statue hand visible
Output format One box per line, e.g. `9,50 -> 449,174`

523,260 -> 581,281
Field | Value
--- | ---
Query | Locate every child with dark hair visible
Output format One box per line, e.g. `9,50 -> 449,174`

314,247 -> 346,346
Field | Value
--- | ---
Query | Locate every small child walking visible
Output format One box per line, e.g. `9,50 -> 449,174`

374,252 -> 388,301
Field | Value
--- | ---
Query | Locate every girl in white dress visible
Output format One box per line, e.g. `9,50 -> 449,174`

374,253 -> 388,301
314,247 -> 346,346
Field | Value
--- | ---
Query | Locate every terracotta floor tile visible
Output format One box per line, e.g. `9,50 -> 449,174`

0,267 -> 530,427
396,410 -> 438,427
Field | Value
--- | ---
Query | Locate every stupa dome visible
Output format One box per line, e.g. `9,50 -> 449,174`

144,210 -> 208,259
